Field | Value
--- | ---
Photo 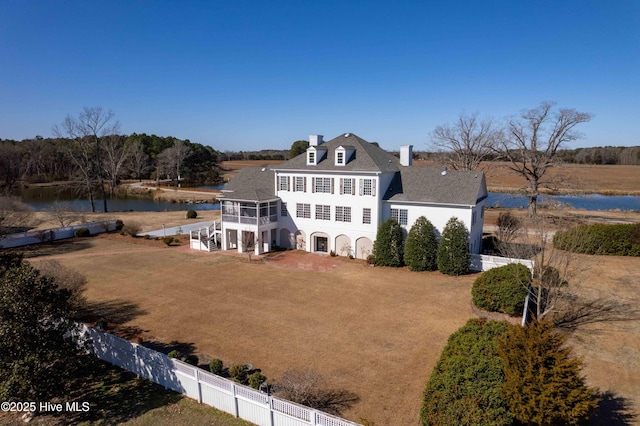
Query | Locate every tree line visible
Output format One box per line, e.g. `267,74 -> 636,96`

0,107 -> 223,212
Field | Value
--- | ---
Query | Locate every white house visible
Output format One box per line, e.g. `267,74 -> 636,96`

214,133 -> 487,258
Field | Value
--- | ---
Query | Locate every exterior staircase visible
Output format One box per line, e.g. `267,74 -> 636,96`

190,222 -> 221,252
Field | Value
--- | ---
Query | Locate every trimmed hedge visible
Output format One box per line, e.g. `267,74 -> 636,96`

73,227 -> 90,238
373,218 -> 404,267
553,223 -> 640,256
186,210 -> 198,219
421,319 -> 512,426
404,216 -> 438,272
472,264 -> 530,316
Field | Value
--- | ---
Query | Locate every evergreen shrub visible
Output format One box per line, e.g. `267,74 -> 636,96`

404,216 -> 438,271
209,358 -> 224,375
373,218 -> 404,267
472,263 -> 530,316
437,217 -> 470,275
553,223 -> 640,256
74,227 -> 90,238
421,319 -> 512,426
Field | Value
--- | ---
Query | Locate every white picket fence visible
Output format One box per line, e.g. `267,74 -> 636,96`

78,324 -> 360,426
470,253 -> 534,273
0,221 -> 116,248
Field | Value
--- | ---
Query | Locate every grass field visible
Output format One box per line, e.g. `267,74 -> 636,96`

23,230 -> 640,425
27,235 -> 477,425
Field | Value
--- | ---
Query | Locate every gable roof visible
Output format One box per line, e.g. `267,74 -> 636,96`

218,166 -> 276,201
384,167 -> 488,206
274,133 -> 400,173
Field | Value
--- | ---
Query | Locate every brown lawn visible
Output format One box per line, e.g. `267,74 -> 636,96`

27,235 -> 477,425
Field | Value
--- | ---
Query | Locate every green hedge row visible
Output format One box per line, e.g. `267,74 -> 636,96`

553,223 -> 640,256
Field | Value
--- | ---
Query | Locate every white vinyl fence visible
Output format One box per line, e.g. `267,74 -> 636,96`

77,324 -> 360,426
0,221 -> 116,248
470,253 -> 534,273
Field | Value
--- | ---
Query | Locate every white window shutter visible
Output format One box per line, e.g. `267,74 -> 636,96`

372,181 -> 376,196
359,179 -> 363,195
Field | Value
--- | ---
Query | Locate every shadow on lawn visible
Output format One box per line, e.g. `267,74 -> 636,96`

144,339 -> 198,357
50,357 -> 183,425
12,238 -> 93,258
82,299 -> 148,326
590,391 -> 637,426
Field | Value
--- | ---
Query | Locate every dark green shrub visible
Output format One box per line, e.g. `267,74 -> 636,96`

421,319 -> 512,426
115,219 -> 124,231
229,364 -> 249,384
373,218 -> 404,267
209,358 -> 224,375
498,321 -> 599,425
186,210 -> 198,219
162,236 -> 175,246
167,350 -> 181,359
74,227 -> 90,238
437,217 -> 470,276
472,263 -> 531,316
404,216 -> 438,272
554,223 -> 640,256
248,371 -> 267,389
366,254 -> 375,265
95,317 -> 108,330
184,354 -> 199,366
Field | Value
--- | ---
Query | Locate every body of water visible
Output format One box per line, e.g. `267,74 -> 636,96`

17,185 -> 639,212
19,186 -> 219,212
487,192 -> 640,211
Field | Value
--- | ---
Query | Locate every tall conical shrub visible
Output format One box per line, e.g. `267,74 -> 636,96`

373,218 -> 404,267
437,217 -> 469,276
404,216 -> 438,271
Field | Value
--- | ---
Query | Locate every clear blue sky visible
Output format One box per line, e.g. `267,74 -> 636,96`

1,0 -> 639,151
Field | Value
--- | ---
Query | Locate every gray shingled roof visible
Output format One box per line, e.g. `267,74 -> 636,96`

274,133 -> 400,173
218,166 -> 276,201
383,167 -> 488,205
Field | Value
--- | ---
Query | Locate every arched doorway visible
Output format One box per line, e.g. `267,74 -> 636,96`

335,234 -> 352,257
355,237 -> 373,259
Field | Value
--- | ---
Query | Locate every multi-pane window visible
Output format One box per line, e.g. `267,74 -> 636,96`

390,208 -> 408,225
340,178 -> 353,195
295,176 -> 306,192
335,206 -> 351,222
278,176 -> 289,191
315,177 -> 332,193
296,203 -> 311,219
315,204 -> 331,220
281,202 -> 287,217
308,151 -> 315,164
360,178 -> 374,196
337,152 -> 344,164
363,208 -> 371,224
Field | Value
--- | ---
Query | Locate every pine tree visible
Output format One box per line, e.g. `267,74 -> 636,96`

404,216 -> 438,272
437,217 -> 470,275
373,218 -> 404,267
498,321 -> 599,426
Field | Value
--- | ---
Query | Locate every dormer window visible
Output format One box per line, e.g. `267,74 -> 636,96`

335,145 -> 354,166
307,146 -> 326,165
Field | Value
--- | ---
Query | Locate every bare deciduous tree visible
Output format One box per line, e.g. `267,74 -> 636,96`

53,107 -> 120,212
102,134 -> 130,196
46,201 -> 84,227
497,102 -> 592,216
274,369 -> 359,416
430,112 -> 501,171
157,139 -> 193,186
36,260 -> 87,315
0,197 -> 34,238
127,138 -> 150,181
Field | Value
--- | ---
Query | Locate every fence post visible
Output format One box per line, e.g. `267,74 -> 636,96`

232,382 -> 239,417
310,408 -> 318,426
268,396 -> 274,426
195,368 -> 203,404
